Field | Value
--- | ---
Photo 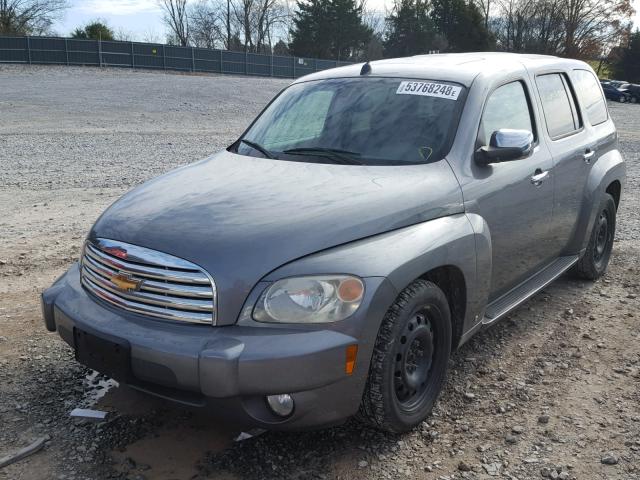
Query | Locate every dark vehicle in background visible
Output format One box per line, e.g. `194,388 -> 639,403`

43,53 -> 625,433
619,83 -> 640,103
601,81 -> 633,103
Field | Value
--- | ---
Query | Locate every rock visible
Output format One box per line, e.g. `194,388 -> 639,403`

482,462 -> 501,476
505,434 -> 518,444
601,453 -> 619,465
463,392 -> 476,401
512,425 -> 525,434
458,461 -> 472,472
538,415 -> 550,424
558,472 -> 570,480
358,460 -> 369,468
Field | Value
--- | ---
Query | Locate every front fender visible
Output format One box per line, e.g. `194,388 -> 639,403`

263,213 -> 492,346
566,148 -> 626,254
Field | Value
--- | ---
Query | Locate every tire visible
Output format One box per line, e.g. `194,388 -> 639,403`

618,96 -> 626,103
572,193 -> 616,280
358,279 -> 452,433
630,96 -> 638,104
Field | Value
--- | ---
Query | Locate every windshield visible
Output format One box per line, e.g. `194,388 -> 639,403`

233,77 -> 466,165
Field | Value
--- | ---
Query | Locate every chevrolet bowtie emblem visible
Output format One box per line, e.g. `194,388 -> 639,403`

110,274 -> 142,292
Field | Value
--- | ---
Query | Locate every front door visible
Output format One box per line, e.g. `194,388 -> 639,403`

461,79 -> 555,300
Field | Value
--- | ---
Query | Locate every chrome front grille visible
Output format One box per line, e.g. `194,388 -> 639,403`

80,238 -> 216,325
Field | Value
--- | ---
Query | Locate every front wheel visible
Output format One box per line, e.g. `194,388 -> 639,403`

571,193 -> 616,280
358,280 -> 452,433
618,96 -> 626,103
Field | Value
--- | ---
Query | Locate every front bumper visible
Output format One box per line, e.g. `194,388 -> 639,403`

42,263 -> 396,430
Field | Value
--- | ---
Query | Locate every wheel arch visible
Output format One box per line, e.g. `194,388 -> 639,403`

419,265 -> 467,350
565,148 -> 625,254
606,179 -> 621,209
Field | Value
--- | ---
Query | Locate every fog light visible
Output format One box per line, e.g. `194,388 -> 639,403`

266,393 -> 294,417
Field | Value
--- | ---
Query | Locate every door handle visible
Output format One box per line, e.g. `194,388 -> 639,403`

583,149 -> 596,163
530,169 -> 549,186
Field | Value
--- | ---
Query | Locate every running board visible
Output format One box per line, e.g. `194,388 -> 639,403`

483,255 -> 579,325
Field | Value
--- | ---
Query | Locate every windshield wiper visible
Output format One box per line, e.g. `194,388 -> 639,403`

282,147 -> 364,165
239,139 -> 275,159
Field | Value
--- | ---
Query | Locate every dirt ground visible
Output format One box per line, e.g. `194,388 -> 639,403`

0,65 -> 638,480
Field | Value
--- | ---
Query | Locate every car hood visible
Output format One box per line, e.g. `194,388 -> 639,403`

90,151 -> 463,324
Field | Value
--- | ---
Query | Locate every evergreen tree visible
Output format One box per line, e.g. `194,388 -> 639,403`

611,30 -> 640,83
290,0 -> 372,60
430,0 -> 493,52
71,21 -> 115,41
384,0 -> 437,57
273,39 -> 291,56
290,0 -> 332,58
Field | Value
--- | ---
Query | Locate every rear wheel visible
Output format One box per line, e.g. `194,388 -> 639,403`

630,96 -> 638,104
572,193 -> 616,280
358,280 -> 451,433
618,96 -> 626,103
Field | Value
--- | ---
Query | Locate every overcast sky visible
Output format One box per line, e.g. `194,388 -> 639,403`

52,0 -> 640,42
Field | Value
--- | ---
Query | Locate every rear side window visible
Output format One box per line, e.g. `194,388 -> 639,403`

536,73 -> 582,139
479,81 -> 534,146
572,69 -> 608,125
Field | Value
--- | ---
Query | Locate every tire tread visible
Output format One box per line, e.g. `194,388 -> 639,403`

358,279 -> 449,433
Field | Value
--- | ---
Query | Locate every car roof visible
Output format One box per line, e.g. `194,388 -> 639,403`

295,52 -> 591,87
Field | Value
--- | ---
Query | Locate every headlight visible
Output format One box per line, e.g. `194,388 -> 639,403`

253,275 -> 364,323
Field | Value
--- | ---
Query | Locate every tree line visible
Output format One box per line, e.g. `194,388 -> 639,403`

0,0 -> 638,81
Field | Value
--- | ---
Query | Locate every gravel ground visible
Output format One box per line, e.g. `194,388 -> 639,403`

0,65 -> 638,480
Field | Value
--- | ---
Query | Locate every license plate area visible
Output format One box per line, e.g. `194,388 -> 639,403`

74,328 -> 131,382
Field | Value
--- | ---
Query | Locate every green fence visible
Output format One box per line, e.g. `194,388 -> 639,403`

0,36 -> 351,78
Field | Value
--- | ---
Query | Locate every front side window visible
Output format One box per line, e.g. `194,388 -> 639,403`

479,81 -> 534,146
572,69 -> 608,125
234,77 -> 466,165
536,73 -> 582,139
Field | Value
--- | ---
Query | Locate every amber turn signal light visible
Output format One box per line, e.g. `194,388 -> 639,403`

345,344 -> 358,375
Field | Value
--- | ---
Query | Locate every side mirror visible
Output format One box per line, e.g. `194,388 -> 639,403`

475,129 -> 534,165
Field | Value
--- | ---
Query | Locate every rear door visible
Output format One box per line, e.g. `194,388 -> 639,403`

533,71 -> 596,256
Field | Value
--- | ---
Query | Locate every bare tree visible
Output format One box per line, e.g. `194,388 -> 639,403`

493,0 -> 633,58
114,27 -> 135,42
190,0 -> 224,48
255,0 -> 289,52
474,0 -> 492,28
142,27 -> 162,44
158,0 -> 190,46
231,0 -> 255,51
561,0 -> 634,58
0,0 -> 68,35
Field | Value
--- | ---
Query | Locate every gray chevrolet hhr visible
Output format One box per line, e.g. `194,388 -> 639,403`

42,53 -> 625,433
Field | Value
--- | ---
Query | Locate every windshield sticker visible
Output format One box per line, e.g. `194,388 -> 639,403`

396,81 -> 461,100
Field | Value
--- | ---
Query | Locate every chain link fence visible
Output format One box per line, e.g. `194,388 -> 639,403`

0,36 -> 352,78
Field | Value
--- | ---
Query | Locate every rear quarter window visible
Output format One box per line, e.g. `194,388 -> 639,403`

572,69 -> 608,126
